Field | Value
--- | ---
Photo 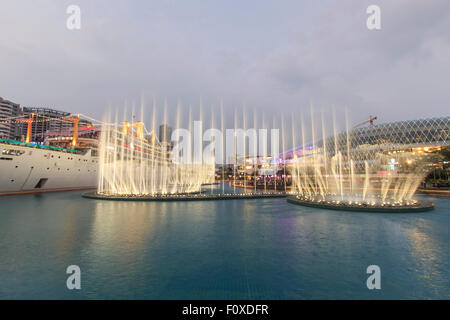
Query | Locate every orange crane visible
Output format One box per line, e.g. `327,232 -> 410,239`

353,115 -> 377,129
63,115 -> 81,146
17,114 -> 34,143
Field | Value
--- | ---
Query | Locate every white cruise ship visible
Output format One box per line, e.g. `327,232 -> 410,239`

0,130 -> 99,196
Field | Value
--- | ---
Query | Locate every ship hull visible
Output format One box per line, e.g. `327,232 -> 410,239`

0,142 -> 98,195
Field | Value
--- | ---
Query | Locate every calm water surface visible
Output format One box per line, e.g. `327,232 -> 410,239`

0,184 -> 449,299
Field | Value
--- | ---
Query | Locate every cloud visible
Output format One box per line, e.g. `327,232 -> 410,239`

0,0 -> 448,130
250,0 -> 450,123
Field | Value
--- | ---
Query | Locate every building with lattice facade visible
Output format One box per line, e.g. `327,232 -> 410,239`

324,116 -> 449,158
286,116 -> 449,169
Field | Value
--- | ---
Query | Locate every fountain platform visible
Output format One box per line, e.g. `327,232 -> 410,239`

286,195 -> 434,213
82,192 -> 287,201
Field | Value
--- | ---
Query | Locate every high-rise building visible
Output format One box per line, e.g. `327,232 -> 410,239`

0,97 -> 21,139
19,107 -> 91,141
159,124 -> 173,143
20,107 -> 71,139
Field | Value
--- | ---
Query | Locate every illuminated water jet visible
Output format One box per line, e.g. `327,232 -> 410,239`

288,107 -> 436,212
95,105 -> 214,197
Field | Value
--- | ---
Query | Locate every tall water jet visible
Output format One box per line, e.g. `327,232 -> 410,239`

97,104 -> 214,197
289,107 -> 435,212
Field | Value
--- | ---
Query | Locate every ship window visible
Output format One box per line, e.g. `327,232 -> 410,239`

34,178 -> 48,189
2,149 -> 25,156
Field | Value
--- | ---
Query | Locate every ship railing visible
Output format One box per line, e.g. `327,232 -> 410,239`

0,138 -> 86,155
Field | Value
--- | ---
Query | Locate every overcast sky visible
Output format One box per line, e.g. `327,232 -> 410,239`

0,0 -> 449,132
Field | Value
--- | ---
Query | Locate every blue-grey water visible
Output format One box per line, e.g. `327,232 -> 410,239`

0,184 -> 449,299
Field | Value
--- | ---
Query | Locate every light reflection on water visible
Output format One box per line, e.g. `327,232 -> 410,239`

0,186 -> 448,299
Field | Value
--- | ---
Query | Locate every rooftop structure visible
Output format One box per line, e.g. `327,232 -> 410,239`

19,107 -> 91,141
0,97 -> 21,139
286,116 -> 450,165
326,116 -> 449,155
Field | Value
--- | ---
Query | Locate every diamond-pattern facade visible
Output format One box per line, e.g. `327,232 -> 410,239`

319,116 -> 450,166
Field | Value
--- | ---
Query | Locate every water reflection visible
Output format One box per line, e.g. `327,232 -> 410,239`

405,220 -> 447,295
0,191 -> 448,299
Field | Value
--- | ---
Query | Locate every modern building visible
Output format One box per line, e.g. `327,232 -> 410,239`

325,116 -> 449,156
286,116 -> 450,168
0,97 -> 21,139
159,124 -> 172,143
19,107 -> 91,142
237,155 -> 277,176
20,107 -> 70,140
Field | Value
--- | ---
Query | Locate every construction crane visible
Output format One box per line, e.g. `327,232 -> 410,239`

16,114 -> 34,143
63,114 -> 81,146
353,115 -> 377,129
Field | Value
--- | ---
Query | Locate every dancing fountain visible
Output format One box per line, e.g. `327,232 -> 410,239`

96,125 -> 213,197
83,103 -> 285,201
84,111 -> 216,200
286,109 -> 435,212
83,102 -> 436,210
